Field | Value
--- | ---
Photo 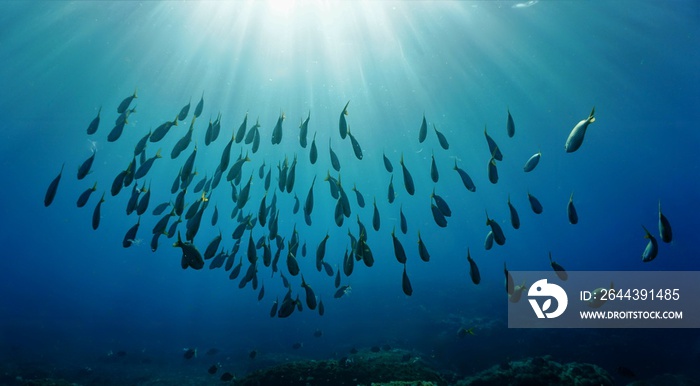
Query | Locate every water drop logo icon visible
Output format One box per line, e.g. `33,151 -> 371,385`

528,279 -> 568,319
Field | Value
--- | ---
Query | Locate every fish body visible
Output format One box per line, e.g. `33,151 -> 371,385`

134,150 -> 162,180
507,196 -> 520,229
77,182 -> 98,208
549,252 -> 568,281
77,149 -> 96,180
523,151 -> 541,172
122,217 -> 141,248
271,111 -> 284,145
454,161 -> 476,192
484,231 -> 494,250
87,107 -> 101,135
299,111 -> 310,148
178,100 -> 191,121
484,126 -> 503,160
44,164 -> 64,207
506,109 -> 515,137
641,226 -> 658,262
430,151 -> 439,182
567,192 -> 578,224
235,113 -> 248,144
348,128 -> 363,160
658,201 -> 672,243
173,231 -> 204,270
486,212 -> 505,245
150,116 -> 178,142
434,124 -> 449,149
92,192 -> 105,230
399,154 -> 415,195
339,100 -> 349,139
194,93 -> 204,118
309,132 -> 318,164
565,107 -> 596,153
466,249 -> 480,285
528,192 -> 543,214
383,152 -> 393,172
417,231 -> 430,262
117,89 -> 137,114
418,114 -> 427,143
402,265 -> 413,296
392,228 -> 407,264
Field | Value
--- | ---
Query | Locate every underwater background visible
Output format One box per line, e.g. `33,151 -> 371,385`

1,1 -> 699,385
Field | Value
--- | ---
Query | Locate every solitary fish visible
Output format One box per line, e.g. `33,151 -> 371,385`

77,182 -> 98,208
658,201 -> 672,243
507,195 -> 520,229
339,100 -> 350,139
193,92 -> 204,118
347,127 -> 363,160
309,133 -> 318,164
86,107 -> 101,135
399,205 -> 407,234
430,151 -> 439,182
565,107 -> 596,153
387,175 -> 395,203
271,111 -> 285,145
92,192 -> 105,230
567,192 -> 578,224
44,163 -> 64,207
549,252 -> 568,281
372,198 -> 381,231
391,227 -> 407,264
641,225 -> 658,262
523,151 -> 541,172
417,231 -> 430,262
299,111 -> 310,148
466,249 -> 480,285
506,108 -> 515,138
402,264 -> 413,296
383,152 -> 393,172
484,231 -> 494,250
433,124 -> 449,150
485,211 -> 505,245
77,149 -> 96,180
453,161 -> 476,192
527,192 -> 543,214
484,126 -> 503,161
329,139 -> 341,171
117,88 -> 137,114
418,114 -> 427,143
399,154 -> 415,195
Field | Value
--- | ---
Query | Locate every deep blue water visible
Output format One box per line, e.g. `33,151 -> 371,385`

1,1 -> 699,384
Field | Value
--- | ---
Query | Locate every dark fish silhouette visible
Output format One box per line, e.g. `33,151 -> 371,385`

44,164 -> 64,207
86,107 -> 101,135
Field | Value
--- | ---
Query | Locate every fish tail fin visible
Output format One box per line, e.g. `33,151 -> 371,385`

133,87 -> 138,98
156,149 -> 162,158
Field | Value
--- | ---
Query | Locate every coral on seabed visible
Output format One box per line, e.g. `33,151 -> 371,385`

456,356 -> 613,386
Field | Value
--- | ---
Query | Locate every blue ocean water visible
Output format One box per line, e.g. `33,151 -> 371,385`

1,1 -> 699,384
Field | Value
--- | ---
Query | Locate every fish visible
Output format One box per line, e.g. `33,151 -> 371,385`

86,107 -> 101,135
220,372 -> 234,382
92,192 -> 105,230
430,202 -> 447,228
383,152 -> 393,172
292,342 -> 303,349
211,113 -> 222,144
207,364 -> 218,375
122,217 -> 140,248
549,252 -> 568,281
339,100 -> 350,139
244,116 -> 258,144
314,328 -> 323,338
193,93 -> 204,118
507,195 -> 520,229
523,151 -> 541,173
301,275 -> 317,310
430,151 -> 439,182
418,114 -> 427,143
417,231 -> 430,262
399,205 -> 408,234
334,285 -> 351,299
152,202 -> 170,216
171,123 -> 193,159
286,249 -> 300,276
484,231 -> 494,250
487,153 -> 499,184
343,246 -> 354,276
484,126 -> 503,160
77,149 -> 96,180
586,282 -> 614,308
178,99 -> 191,121
506,108 -> 515,138
134,149 -> 162,180
248,350 -> 257,359
335,267 -> 341,288
236,174 -> 254,209
299,111 -> 310,148
227,152 -> 251,183
658,201 -> 672,243
235,113 -> 248,144
271,111 -> 285,145
193,174 -> 207,193
392,227 -> 407,264
77,182 -> 97,208
44,163 -> 66,207
286,154 -> 297,193
457,327 -> 475,338
433,124 -> 449,150
641,225 -> 658,262
183,348 -> 196,360
402,264 -> 413,296
372,198 -> 381,231
505,262 -> 514,295
173,231 -> 204,270
135,182 -> 151,216
329,139 -> 341,171
309,132 -> 318,164
567,192 -> 578,224
325,171 -> 339,199
347,127 -> 363,160
134,130 -> 150,156
204,232 -> 222,260
352,184 -> 365,208
387,175 -> 396,203
180,145 -> 198,183
316,232 -> 330,272
431,189 -> 451,217
485,211 -> 506,245
152,209 -> 173,236
399,154 -> 415,195
269,298 -> 279,317
527,192 -> 543,214
149,116 -> 178,142
126,183 -> 140,216
565,107 -> 596,153
117,88 -> 137,114
258,284 -> 265,301
304,175 -> 317,217
453,160 -> 476,192
509,283 -> 527,303
466,249 -> 480,284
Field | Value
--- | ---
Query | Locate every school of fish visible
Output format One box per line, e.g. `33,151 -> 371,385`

44,91 -> 673,316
